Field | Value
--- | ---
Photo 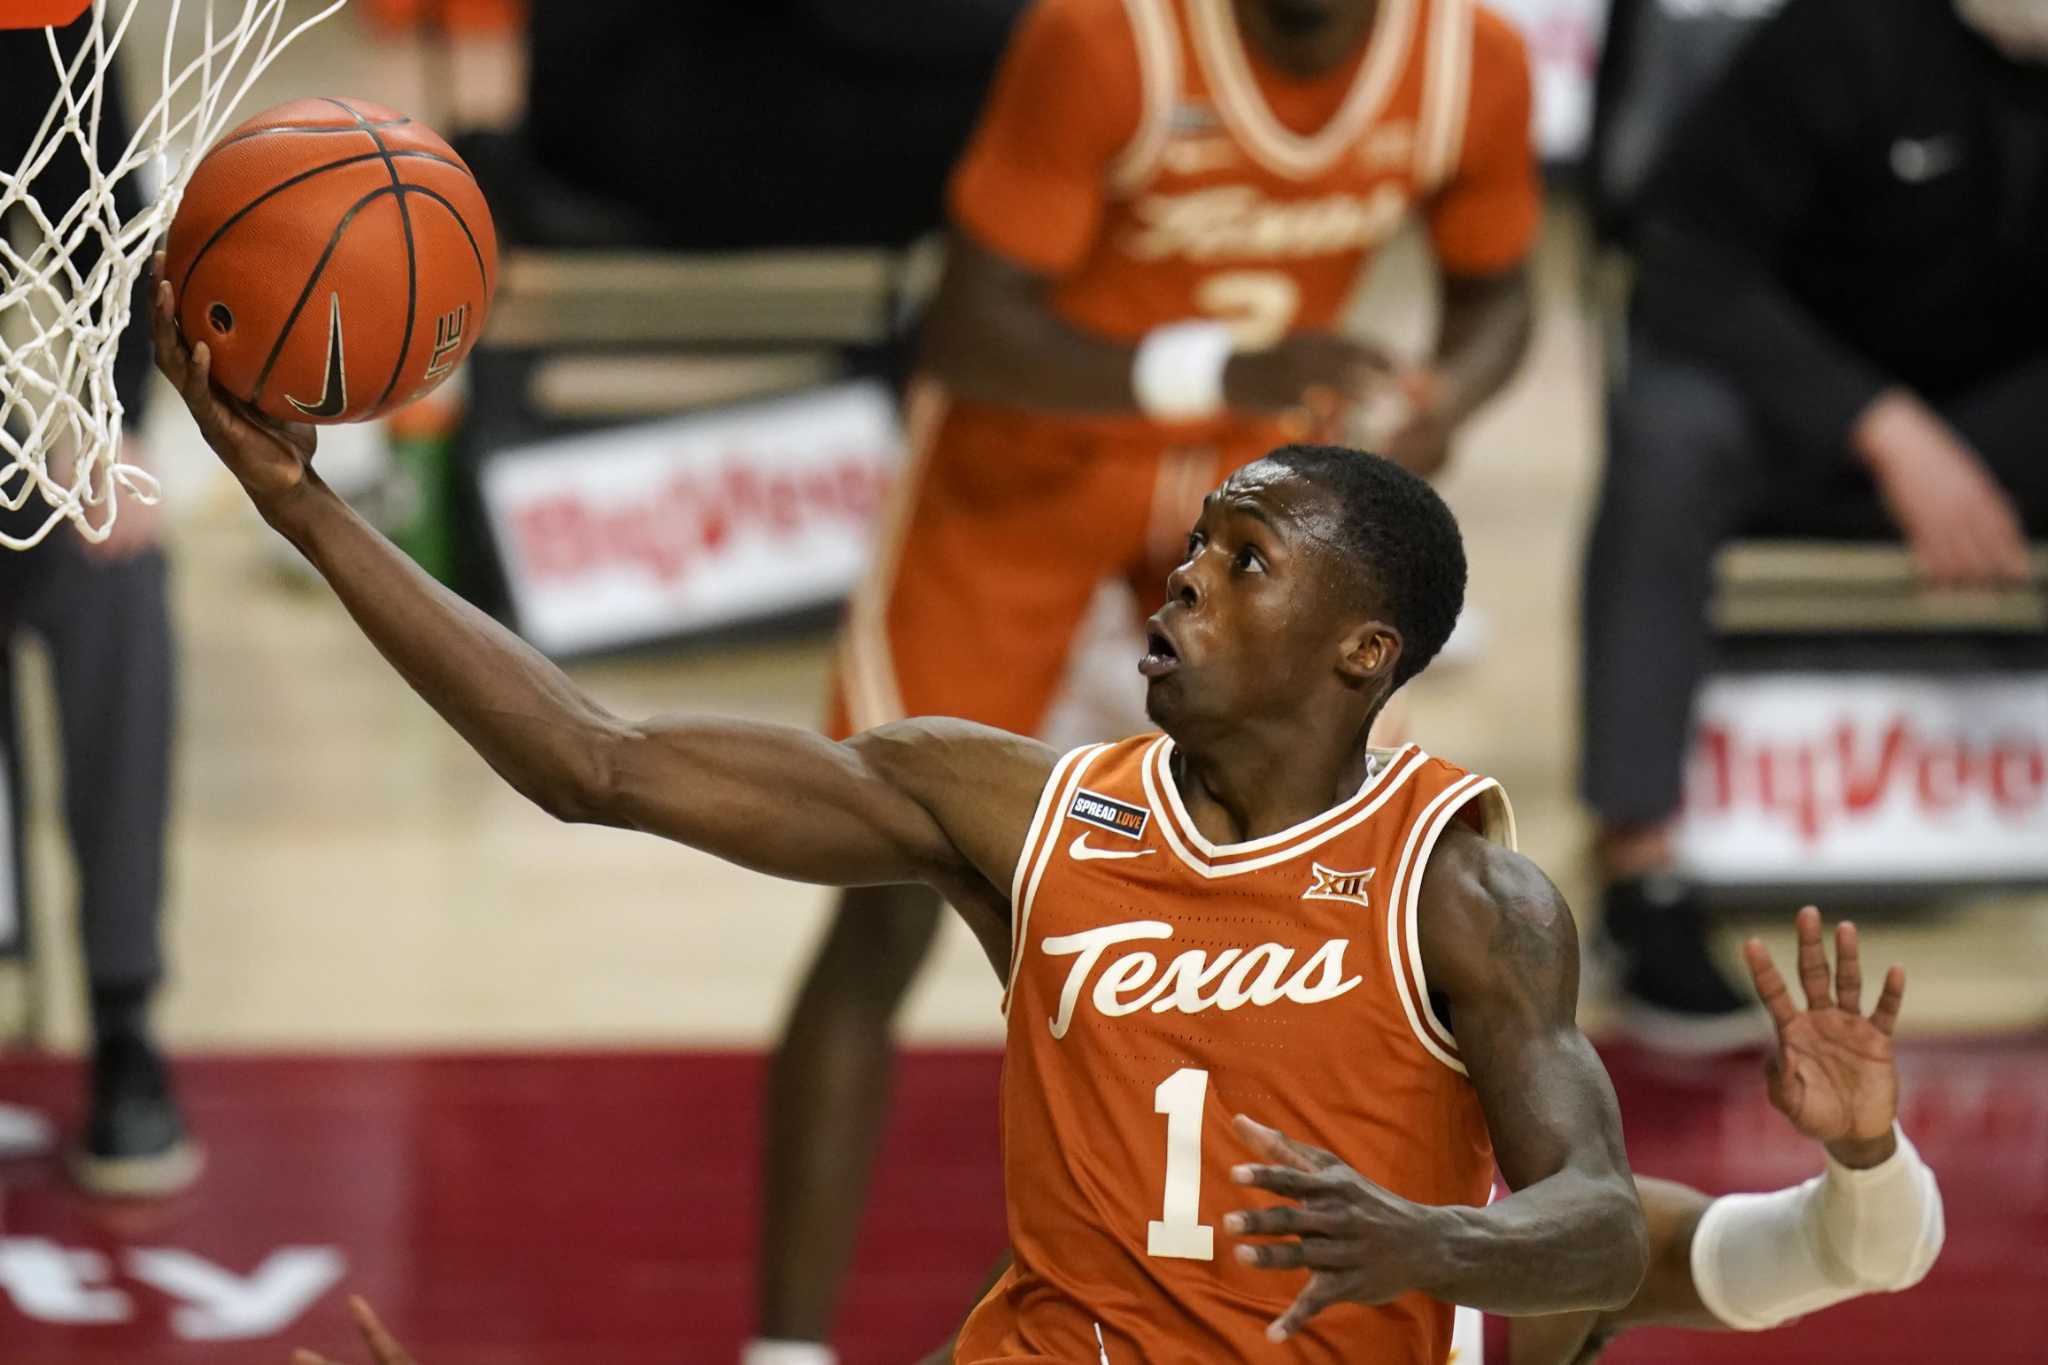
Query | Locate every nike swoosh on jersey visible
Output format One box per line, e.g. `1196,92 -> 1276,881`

287,292 -> 349,418
1069,834 -> 1158,862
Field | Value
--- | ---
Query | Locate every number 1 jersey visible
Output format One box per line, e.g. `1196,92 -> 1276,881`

956,735 -> 1514,1364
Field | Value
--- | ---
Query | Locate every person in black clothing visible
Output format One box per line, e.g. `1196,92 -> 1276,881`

1582,0 -> 2048,1049
1,15 -> 197,1195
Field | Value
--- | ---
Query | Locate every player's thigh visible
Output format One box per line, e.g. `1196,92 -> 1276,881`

805,882 -> 947,1007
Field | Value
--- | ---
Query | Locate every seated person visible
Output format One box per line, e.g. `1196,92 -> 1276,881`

1580,0 -> 2048,1048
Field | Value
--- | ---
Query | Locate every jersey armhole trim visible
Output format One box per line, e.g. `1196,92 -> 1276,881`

839,381 -> 950,730
1385,772 -> 1512,1073
1003,742 -> 1110,1016
1110,0 -> 1181,195
1414,0 -> 1475,194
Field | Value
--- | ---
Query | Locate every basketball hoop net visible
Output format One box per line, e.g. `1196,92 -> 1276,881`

0,0 -> 346,549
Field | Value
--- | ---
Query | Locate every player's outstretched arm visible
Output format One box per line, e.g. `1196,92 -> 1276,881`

1510,907 -> 1941,1364
1657,909 -> 1940,1332
151,259 -> 1055,922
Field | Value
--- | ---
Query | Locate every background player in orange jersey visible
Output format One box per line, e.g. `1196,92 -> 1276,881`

906,907 -> 1944,1365
155,263 -> 1645,1362
772,0 -> 1540,1352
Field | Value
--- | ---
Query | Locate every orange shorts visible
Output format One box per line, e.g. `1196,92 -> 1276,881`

826,386 -> 1290,740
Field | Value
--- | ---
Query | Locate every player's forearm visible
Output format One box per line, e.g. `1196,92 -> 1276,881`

921,296 -> 1143,412
259,481 -> 974,882
259,475 -> 625,821
917,233 -> 1147,412
1414,1167 -> 1648,1314
1429,265 -> 1533,422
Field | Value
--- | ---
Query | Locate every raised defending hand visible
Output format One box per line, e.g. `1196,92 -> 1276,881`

291,1296 -> 416,1365
1743,906 -> 1906,1167
148,251 -> 316,506
1225,1114 -> 1428,1341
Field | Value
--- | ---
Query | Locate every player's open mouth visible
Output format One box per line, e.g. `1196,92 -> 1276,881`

1140,626 -> 1181,678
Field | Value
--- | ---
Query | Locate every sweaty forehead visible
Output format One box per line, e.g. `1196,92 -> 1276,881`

1209,465 -> 1345,541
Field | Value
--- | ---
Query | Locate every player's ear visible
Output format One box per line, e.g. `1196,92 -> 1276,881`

1337,619 -> 1401,689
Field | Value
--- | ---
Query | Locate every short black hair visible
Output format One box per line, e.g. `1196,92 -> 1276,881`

1260,443 -> 1466,690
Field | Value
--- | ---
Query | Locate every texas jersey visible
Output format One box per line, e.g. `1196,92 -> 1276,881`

956,735 -> 1516,1364
825,0 -> 1536,743
949,0 -> 1538,444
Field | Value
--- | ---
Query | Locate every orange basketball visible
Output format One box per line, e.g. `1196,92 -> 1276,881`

162,97 -> 498,425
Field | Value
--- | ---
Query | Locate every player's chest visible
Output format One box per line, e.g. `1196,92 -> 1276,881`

1016,817 -> 1396,1045
1107,150 -> 1420,269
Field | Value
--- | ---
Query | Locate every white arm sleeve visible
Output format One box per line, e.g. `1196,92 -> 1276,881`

1689,1125 -> 1945,1332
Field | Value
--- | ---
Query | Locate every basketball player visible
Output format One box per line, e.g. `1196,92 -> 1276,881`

289,914 -> 1944,1365
909,906 -> 1945,1364
153,271 -> 1643,1362
777,0 -> 1539,1352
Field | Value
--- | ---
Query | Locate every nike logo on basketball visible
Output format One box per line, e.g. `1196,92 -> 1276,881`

288,292 -> 348,418
1070,834 -> 1157,863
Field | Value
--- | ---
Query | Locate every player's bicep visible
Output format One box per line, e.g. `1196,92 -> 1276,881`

598,715 -> 970,888
846,717 -> 1061,892
1420,836 -> 1631,1191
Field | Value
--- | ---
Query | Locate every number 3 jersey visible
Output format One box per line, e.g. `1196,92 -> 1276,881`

823,0 -> 1535,747
955,735 -> 1515,1365
947,0 -> 1538,448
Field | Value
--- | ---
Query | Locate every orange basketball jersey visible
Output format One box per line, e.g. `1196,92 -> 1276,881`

949,0 -> 1537,443
957,735 -> 1516,1364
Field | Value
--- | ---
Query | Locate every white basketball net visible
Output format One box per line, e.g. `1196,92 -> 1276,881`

0,0 -> 346,549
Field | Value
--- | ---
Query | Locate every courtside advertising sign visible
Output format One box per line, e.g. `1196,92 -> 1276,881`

481,382 -> 901,655
1676,672 -> 2048,884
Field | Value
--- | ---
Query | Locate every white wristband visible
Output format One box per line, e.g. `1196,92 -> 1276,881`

1132,321 -> 1235,422
1690,1125 -> 1944,1332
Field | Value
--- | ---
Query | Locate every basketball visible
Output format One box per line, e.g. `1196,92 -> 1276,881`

161,96 -> 498,426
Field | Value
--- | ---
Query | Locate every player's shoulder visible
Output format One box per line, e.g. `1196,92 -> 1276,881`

1011,0 -> 1149,72
1424,824 -> 1559,916
1415,824 -> 1576,983
852,716 -> 1059,790
1468,4 -> 1534,83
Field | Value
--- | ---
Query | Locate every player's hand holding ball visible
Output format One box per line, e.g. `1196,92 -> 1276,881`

151,251 -> 317,511
1224,1113 -> 1439,1341
148,96 -> 496,519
